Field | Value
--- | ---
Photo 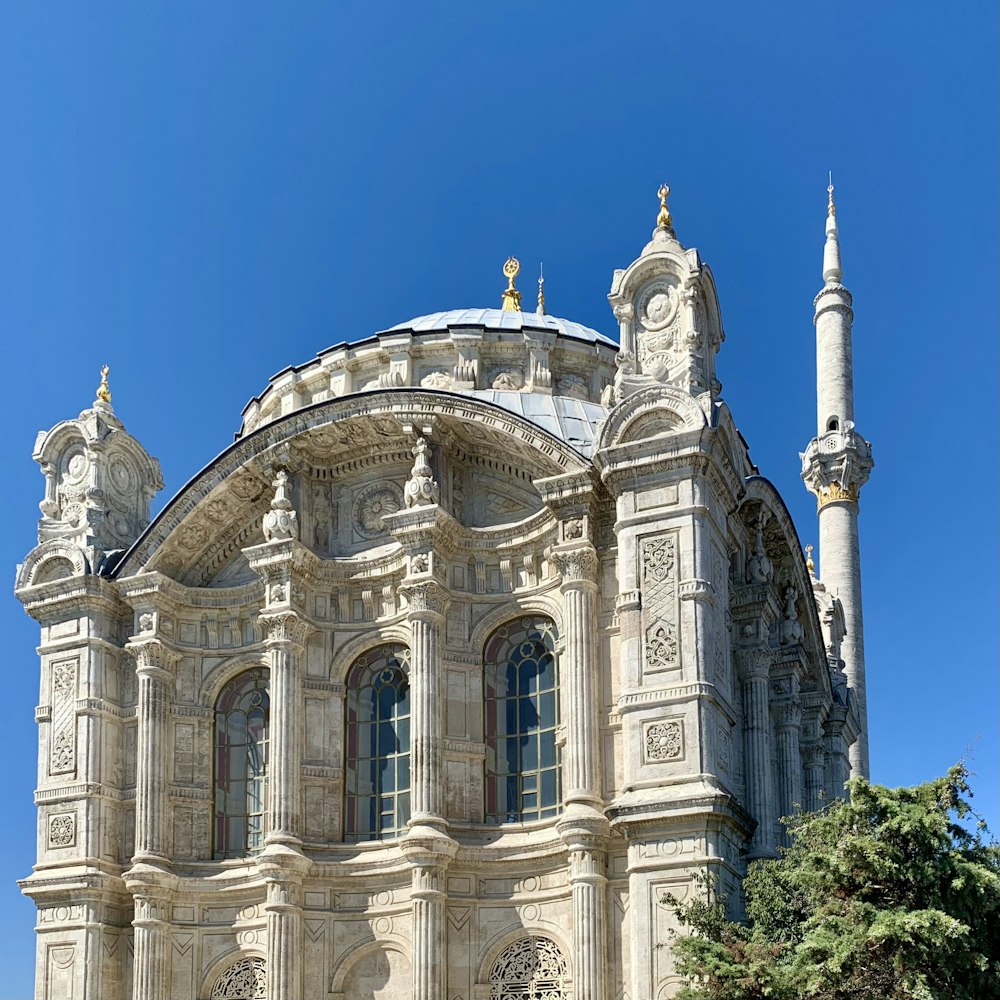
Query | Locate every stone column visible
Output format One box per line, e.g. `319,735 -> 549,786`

773,693 -> 803,839
738,645 -> 777,858
128,636 -> 179,862
551,539 -> 609,1000
803,744 -> 827,813
260,864 -> 308,1000
399,578 -> 456,1000
260,610 -> 312,847
258,609 -> 311,1000
823,705 -> 854,800
130,888 -> 172,1000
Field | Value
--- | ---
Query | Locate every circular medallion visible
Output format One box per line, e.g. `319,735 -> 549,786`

638,281 -> 679,332
354,483 -> 403,539
64,450 -> 88,485
109,455 -> 136,495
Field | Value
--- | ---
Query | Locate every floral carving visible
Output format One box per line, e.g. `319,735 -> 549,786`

645,720 -> 683,762
354,483 -> 403,538
489,936 -> 568,1000
644,622 -> 677,669
50,661 -> 77,775
48,813 -> 76,848
211,957 -> 266,999
491,370 -> 524,391
641,534 -> 678,670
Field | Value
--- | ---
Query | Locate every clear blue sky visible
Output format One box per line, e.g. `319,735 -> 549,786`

1,4 -> 996,997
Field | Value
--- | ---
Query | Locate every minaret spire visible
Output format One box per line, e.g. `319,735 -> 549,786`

801,179 -> 875,778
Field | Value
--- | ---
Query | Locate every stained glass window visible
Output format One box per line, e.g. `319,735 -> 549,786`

214,668 -> 269,860
488,936 -> 568,999
345,644 -> 411,842
210,956 -> 266,998
484,617 -> 561,824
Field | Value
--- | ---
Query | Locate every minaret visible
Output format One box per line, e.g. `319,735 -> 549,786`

801,179 -> 874,777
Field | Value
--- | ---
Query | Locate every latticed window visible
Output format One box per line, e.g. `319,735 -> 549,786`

210,956 -> 266,998
345,644 -> 411,841
214,668 -> 269,860
488,935 -> 569,999
484,616 -> 561,824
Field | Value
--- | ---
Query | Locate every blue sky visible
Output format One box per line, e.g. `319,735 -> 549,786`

0,4 -> 996,996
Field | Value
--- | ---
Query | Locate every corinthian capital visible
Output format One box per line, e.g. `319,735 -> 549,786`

549,543 -> 599,585
126,636 -> 181,679
736,644 -> 772,681
399,579 -> 450,617
258,610 -> 313,648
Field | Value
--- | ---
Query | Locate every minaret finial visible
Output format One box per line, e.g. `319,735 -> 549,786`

500,256 -> 522,312
822,175 -> 842,283
536,263 -> 546,315
656,183 -> 673,231
96,364 -> 112,405
805,543 -> 816,577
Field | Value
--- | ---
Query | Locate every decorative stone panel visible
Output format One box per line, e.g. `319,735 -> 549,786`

211,956 -> 266,998
48,812 -> 77,848
643,718 -> 684,763
639,534 -> 679,672
49,658 -> 77,775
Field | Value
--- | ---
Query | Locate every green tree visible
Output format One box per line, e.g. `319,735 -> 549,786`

668,766 -> 1000,1000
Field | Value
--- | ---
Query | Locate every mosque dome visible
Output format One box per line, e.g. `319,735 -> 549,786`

238,305 -> 620,457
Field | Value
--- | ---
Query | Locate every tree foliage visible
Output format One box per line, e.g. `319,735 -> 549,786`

669,766 -> 1000,1000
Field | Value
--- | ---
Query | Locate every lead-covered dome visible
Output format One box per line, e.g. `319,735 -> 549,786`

238,307 -> 620,455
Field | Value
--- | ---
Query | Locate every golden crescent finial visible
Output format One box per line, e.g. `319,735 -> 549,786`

657,183 -> 672,230
827,172 -> 836,218
805,544 -> 815,575
537,262 -> 545,315
501,257 -> 522,311
96,364 -> 112,404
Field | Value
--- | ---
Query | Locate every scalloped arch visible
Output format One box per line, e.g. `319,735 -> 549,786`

330,624 -> 412,685
469,595 -> 564,655
477,927 -> 573,989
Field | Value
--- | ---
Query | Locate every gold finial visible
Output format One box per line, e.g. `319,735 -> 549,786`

537,262 -> 545,315
805,544 -> 815,576
827,171 -> 836,217
96,364 -> 112,404
501,256 -> 522,312
657,183 -> 673,230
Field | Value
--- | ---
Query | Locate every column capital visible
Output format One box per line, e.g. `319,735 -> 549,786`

258,609 -> 313,648
399,579 -> 450,618
772,696 -> 803,730
549,542 -> 599,587
126,635 -> 181,680
736,643 -> 772,681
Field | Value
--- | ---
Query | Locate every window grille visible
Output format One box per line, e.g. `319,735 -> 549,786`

210,956 -> 266,999
484,617 -> 561,824
345,644 -> 411,841
213,668 -> 269,859
488,936 -> 568,999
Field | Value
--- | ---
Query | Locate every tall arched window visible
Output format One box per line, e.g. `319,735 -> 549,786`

344,644 -> 411,842
484,616 -> 560,824
213,667 -> 269,860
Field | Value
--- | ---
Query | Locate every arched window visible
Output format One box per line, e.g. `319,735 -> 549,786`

484,616 -> 560,824
344,644 -> 411,842
210,956 -> 266,998
213,668 -> 269,860
488,936 -> 569,999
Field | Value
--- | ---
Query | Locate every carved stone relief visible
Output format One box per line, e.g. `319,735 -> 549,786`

643,719 -> 684,763
48,812 -> 76,848
49,659 -> 77,775
353,482 -> 404,539
640,534 -> 679,672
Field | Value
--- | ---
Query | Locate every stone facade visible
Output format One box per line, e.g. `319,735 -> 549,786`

17,192 -> 867,999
